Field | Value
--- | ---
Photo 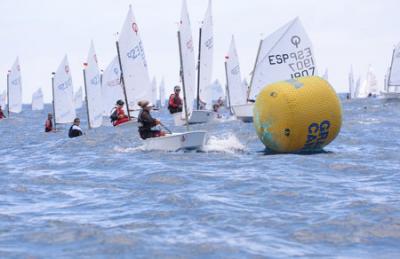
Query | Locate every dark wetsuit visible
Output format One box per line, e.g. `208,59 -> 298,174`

68,125 -> 83,138
45,119 -> 53,132
168,94 -> 182,114
138,110 -> 162,139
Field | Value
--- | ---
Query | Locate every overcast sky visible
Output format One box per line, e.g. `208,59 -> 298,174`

0,0 -> 399,103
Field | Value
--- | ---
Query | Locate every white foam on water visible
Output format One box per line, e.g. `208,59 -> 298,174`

113,145 -> 145,153
203,133 -> 246,154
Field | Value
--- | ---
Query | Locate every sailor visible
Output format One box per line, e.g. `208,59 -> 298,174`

0,106 -> 6,119
45,113 -> 54,132
168,85 -> 183,114
111,99 -> 130,126
68,118 -> 83,138
137,100 -> 166,139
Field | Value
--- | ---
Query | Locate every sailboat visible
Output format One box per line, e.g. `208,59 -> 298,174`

101,56 -> 126,120
7,57 -> 23,115
356,65 -> 379,98
174,0 -> 214,126
32,88 -> 44,111
159,78 -> 166,108
237,17 -> 317,122
348,67 -> 356,99
74,86 -> 83,109
225,36 -> 249,121
52,55 -> 76,129
83,41 -> 104,129
382,43 -> 400,99
118,4 -> 206,151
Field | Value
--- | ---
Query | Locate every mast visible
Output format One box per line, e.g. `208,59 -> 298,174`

387,47 -> 396,92
115,40 -> 131,119
178,31 -> 190,131
247,39 -> 263,102
196,27 -> 202,110
6,71 -> 10,116
224,60 -> 233,114
51,72 -> 57,130
83,66 -> 91,129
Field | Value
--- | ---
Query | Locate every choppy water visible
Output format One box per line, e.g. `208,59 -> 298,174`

0,98 -> 399,258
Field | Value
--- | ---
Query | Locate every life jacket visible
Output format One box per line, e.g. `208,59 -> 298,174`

168,94 -> 182,113
45,119 -> 53,132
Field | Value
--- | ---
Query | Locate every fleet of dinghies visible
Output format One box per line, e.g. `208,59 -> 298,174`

2,1 -> 399,150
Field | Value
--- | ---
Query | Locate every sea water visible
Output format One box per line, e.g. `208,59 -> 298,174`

0,98 -> 399,258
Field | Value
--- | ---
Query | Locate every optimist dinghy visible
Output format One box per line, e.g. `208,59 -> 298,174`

142,130 -> 206,151
381,43 -> 400,99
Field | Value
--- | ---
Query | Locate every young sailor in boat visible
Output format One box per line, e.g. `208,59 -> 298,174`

0,106 -> 6,119
137,100 -> 166,139
45,113 -> 54,132
68,118 -> 83,138
168,86 -> 183,114
111,99 -> 130,126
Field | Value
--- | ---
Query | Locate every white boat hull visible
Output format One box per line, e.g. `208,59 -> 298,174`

381,91 -> 400,99
232,103 -> 254,123
173,110 -> 215,126
142,131 -> 207,151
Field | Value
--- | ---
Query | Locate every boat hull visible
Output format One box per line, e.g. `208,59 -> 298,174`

381,91 -> 400,99
173,110 -> 215,126
142,131 -> 207,151
232,103 -> 254,123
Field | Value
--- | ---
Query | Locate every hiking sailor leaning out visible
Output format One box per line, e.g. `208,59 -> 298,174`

137,100 -> 166,140
69,118 -> 84,138
111,99 -> 130,126
168,85 -> 183,114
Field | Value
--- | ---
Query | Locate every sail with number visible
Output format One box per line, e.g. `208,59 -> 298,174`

178,0 -> 196,117
159,78 -> 166,108
226,36 -> 246,107
53,55 -> 76,124
74,87 -> 83,109
118,5 -> 152,111
84,41 -> 103,128
197,0 -> 213,108
248,17 -> 316,101
101,56 -> 125,116
32,88 -> 44,111
8,57 -> 23,113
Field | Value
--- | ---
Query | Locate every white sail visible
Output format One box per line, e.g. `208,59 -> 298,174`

178,0 -> 196,117
84,41 -> 103,128
248,17 -> 317,100
388,43 -> 400,88
101,56 -> 125,115
74,86 -> 83,109
8,57 -> 23,113
0,90 -> 7,107
118,5 -> 152,110
348,67 -> 355,99
198,0 -> 213,108
210,79 -> 224,102
151,77 -> 158,105
365,66 -> 379,96
32,88 -> 44,111
226,36 -> 246,106
159,78 -> 166,108
355,77 -> 362,98
53,55 -> 76,124
322,68 -> 329,80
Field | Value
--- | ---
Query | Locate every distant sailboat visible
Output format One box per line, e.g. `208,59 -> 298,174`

7,57 -> 23,115
348,67 -> 356,99
83,41 -> 103,129
52,55 -> 76,128
32,88 -> 44,111
74,86 -> 83,109
159,78 -> 166,108
225,36 -> 249,121
356,65 -> 379,98
101,56 -> 125,117
382,43 -> 400,99
175,0 -> 214,126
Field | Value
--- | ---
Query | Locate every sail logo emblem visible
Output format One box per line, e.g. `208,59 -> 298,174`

65,65 -> 70,74
186,39 -> 193,51
93,54 -> 98,64
291,36 -> 301,48
17,65 -> 21,71
132,23 -> 138,35
90,75 -> 100,85
205,37 -> 213,49
231,65 -> 240,75
11,77 -> 21,85
57,78 -> 72,90
113,67 -> 119,75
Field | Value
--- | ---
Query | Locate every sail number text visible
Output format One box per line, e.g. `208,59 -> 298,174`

268,47 -> 315,78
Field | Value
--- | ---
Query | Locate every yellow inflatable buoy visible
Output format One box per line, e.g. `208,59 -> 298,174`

253,76 -> 342,153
